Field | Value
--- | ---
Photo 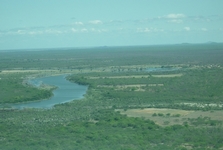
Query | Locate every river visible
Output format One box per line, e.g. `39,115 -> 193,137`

10,75 -> 88,109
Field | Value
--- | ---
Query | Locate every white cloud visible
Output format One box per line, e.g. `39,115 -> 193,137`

184,27 -> 190,31
101,29 -> 108,32
71,28 -> 78,32
166,14 -> 186,19
17,30 -> 25,34
137,28 -> 147,33
144,28 -> 150,32
28,31 -> 43,35
201,28 -> 208,31
168,19 -> 183,23
45,29 -> 63,34
1,28 -> 66,35
91,28 -> 103,32
164,13 -> 186,24
81,28 -> 88,32
71,27 -> 108,33
91,28 -> 96,32
109,20 -> 122,22
136,27 -> 164,33
89,20 -> 103,24
74,22 -> 84,25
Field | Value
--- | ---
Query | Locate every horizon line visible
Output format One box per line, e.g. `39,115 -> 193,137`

0,41 -> 223,51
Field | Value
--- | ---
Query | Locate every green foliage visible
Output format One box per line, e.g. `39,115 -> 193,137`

172,114 -> 181,117
188,117 -> 223,127
1,43 -> 223,70
0,73 -> 53,104
152,113 -> 157,117
166,113 -> 171,116
1,107 -> 223,149
68,67 -> 223,108
158,113 -> 164,116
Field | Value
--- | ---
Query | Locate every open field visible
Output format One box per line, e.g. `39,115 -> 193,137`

90,75 -> 150,79
97,84 -> 164,91
118,108 -> 223,126
89,73 -> 183,79
97,84 -> 164,87
152,74 -> 183,77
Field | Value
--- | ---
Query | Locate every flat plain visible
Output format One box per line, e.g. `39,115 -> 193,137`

1,43 -> 223,149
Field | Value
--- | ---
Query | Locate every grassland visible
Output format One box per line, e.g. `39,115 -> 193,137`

0,43 -> 223,149
89,73 -> 183,79
118,108 -> 223,126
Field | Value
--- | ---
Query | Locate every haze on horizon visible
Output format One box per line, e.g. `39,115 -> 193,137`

0,0 -> 223,50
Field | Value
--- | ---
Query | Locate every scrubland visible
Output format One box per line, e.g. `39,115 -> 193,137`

1,43 -> 223,149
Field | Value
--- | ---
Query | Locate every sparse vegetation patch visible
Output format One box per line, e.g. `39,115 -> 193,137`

118,108 -> 223,126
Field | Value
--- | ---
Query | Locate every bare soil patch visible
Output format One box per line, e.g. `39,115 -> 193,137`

152,74 -> 183,78
97,84 -> 163,91
89,74 -> 182,79
117,108 -> 223,126
89,75 -> 150,79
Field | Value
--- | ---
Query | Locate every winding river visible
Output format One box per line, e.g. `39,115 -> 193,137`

10,75 -> 88,109
8,67 -> 178,109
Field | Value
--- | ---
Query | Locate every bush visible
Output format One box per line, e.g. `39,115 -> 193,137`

158,113 -> 164,117
172,114 -> 181,117
152,113 -> 157,117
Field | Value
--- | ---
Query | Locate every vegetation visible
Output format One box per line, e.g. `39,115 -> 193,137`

119,108 -> 223,127
0,73 -> 54,104
0,43 -> 223,149
68,67 -> 223,105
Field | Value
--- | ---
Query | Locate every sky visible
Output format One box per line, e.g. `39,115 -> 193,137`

0,0 -> 223,50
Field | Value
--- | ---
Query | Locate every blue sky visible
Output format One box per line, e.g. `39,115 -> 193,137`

0,0 -> 223,50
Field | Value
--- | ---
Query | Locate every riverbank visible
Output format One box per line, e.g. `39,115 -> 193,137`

7,74 -> 88,109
